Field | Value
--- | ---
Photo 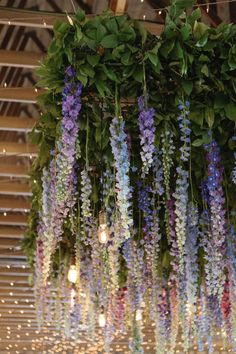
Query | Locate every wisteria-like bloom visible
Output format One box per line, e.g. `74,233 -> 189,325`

110,116 -> 133,240
232,136 -> 236,184
81,168 -> 93,245
161,130 -> 175,200
185,203 -> 199,329
56,69 -> 82,208
177,101 -> 191,162
152,149 -> 164,196
203,140 -> 226,299
138,96 -> 156,177
173,167 -> 189,273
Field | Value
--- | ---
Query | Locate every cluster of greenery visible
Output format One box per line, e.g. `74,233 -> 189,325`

23,0 -> 236,271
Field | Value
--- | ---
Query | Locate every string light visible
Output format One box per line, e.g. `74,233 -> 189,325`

98,212 -> 109,244
4,82 -> 7,87
3,212 -> 7,216
67,265 -> 78,283
98,312 -> 106,328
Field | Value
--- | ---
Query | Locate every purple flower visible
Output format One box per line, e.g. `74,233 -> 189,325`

138,96 -> 156,177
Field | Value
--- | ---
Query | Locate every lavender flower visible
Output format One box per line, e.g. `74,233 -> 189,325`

161,130 -> 175,200
81,168 -> 92,245
173,167 -> 189,273
177,101 -> 191,162
203,140 -> 226,299
110,116 -> 133,241
138,96 -> 156,177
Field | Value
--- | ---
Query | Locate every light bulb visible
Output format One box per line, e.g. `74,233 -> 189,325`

68,265 -> 78,283
98,224 -> 109,244
98,313 -> 106,327
135,309 -> 142,321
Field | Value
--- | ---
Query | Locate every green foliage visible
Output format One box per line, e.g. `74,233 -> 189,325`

26,0 -> 236,272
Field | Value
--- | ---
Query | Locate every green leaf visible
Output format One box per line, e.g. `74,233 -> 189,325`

95,80 -> 111,97
106,18 -> 118,34
75,9 -> 85,22
201,64 -> 209,77
225,103 -> 236,121
147,52 -> 158,66
101,34 -> 118,48
193,21 -> 208,40
96,24 -> 107,41
205,107 -> 214,128
75,26 -> 83,42
192,138 -> 203,147
87,54 -> 100,67
182,80 -> 193,95
80,63 -> 95,78
180,24 -> 191,41
103,65 -> 119,82
160,40 -> 175,59
188,8 -> 201,24
76,73 -> 88,86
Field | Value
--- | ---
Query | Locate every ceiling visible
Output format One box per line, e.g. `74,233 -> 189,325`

0,0 -> 235,353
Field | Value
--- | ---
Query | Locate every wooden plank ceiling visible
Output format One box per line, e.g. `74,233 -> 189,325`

0,0 -> 234,353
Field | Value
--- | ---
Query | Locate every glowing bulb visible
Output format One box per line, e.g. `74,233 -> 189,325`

135,309 -> 142,321
158,10 -> 162,15
68,265 -> 78,283
98,313 -> 106,328
98,212 -> 109,244
98,224 -> 109,244
3,212 -> 7,216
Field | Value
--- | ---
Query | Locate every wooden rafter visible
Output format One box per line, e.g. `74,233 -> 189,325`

0,50 -> 42,68
0,164 -> 30,178
0,226 -> 25,238
109,0 -> 127,14
0,182 -> 31,196
0,7 -> 163,35
0,115 -> 36,132
0,88 -> 42,104
0,142 -> 37,157
0,213 -> 28,226
0,197 -> 30,212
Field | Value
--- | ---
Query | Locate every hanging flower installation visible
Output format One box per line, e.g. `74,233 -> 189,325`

23,0 -> 236,352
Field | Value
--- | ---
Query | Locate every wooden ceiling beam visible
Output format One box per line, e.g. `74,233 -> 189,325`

0,49 -> 43,68
0,267 -> 30,274
0,7 -> 163,36
0,87 -> 42,104
0,226 -> 26,238
0,163 -> 30,178
0,142 -> 37,157
0,197 -> 30,212
0,182 -> 31,196
0,213 -> 28,226
109,0 -> 127,14
0,115 -> 37,131
0,238 -> 21,248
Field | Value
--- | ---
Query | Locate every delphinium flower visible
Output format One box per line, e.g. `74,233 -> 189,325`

161,130 -> 175,200
227,226 -> 236,349
81,168 -> 93,245
231,136 -> 236,184
177,101 -> 191,162
185,203 -> 199,331
169,285 -> 179,353
203,140 -> 227,300
173,101 -> 191,273
152,149 -> 164,196
110,116 -> 133,240
173,167 -> 189,273
137,96 -> 156,177
196,286 -> 214,353
55,67 -> 82,209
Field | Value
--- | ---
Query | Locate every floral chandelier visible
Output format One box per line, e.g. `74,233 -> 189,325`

23,0 -> 236,352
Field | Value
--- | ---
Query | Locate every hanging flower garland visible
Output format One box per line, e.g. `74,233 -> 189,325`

110,116 -> 133,241
23,4 -> 236,353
